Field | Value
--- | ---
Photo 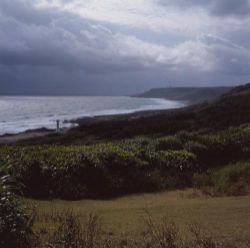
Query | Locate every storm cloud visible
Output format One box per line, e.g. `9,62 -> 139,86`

0,0 -> 250,95
158,0 -> 250,17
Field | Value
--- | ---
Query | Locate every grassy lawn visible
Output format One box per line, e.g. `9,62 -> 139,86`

30,189 -> 250,243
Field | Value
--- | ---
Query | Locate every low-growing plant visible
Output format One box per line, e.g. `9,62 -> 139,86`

155,136 -> 183,151
1,124 -> 250,199
193,172 -> 213,189
213,161 -> 250,195
0,172 -> 35,248
134,212 -> 239,248
46,211 -> 103,248
139,212 -> 180,248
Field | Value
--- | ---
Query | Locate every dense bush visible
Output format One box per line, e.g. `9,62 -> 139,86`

0,145 -> 151,199
0,174 -> 35,248
1,125 -> 250,199
0,144 -> 199,198
155,136 -> 183,151
213,161 -> 250,196
192,172 -> 213,189
146,150 -> 197,189
195,127 -> 250,167
97,148 -> 148,196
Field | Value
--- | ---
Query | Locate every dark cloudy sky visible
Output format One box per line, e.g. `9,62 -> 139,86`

0,0 -> 250,95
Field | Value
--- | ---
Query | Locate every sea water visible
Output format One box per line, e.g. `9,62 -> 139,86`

0,96 -> 185,135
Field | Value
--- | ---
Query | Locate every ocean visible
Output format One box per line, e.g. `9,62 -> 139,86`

0,96 -> 185,135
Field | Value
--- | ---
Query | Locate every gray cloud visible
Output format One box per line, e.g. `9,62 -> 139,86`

0,1 -> 149,72
0,0 -> 249,95
158,0 -> 250,17
211,0 -> 250,16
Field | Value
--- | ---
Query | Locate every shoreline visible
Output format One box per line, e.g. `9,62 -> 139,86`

0,96 -> 188,144
0,105 -> 190,144
0,129 -> 54,144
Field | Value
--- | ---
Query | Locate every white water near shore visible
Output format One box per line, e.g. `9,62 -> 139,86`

0,96 -> 185,135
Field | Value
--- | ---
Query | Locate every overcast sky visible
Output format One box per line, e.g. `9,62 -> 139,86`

0,0 -> 250,95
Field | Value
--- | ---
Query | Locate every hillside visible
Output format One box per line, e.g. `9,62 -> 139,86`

15,82 -> 250,145
69,83 -> 250,140
2,84 -> 250,248
136,86 -> 233,105
2,83 -> 250,201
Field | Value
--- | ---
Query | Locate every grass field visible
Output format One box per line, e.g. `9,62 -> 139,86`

30,189 -> 250,244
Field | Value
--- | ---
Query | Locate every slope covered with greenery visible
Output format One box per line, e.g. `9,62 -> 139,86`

1,83 -> 250,247
135,86 -> 232,105
29,83 -> 250,144
1,124 -> 250,199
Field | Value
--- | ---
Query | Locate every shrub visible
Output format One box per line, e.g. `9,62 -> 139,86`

45,212 -> 105,248
0,174 -> 35,248
213,161 -> 250,196
97,147 -> 148,196
196,126 -> 250,167
155,136 -> 183,151
17,162 -> 51,198
161,150 -> 197,171
146,150 -> 197,190
0,145 -> 201,198
176,131 -> 195,143
184,141 -> 207,158
2,125 -> 250,200
193,172 -> 213,189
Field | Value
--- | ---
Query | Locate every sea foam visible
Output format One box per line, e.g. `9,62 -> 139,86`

0,96 -> 185,135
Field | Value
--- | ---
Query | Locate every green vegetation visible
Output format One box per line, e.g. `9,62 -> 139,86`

213,161 -> 250,195
0,174 -> 35,248
1,83 -> 250,246
1,125 -> 250,199
29,191 -> 250,247
3,170 -> 250,247
135,86 -> 232,105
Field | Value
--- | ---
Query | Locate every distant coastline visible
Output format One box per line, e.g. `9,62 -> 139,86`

0,96 -> 186,143
0,107 -> 182,144
134,86 -> 233,105
0,86 -> 233,143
